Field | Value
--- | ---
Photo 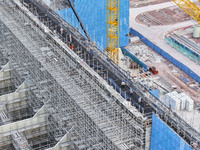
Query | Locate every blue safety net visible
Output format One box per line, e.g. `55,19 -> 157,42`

56,0 -> 129,50
151,114 -> 192,150
121,47 -> 148,72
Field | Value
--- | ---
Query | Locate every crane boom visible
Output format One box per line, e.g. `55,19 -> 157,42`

67,0 -> 91,41
172,0 -> 200,24
107,0 -> 119,65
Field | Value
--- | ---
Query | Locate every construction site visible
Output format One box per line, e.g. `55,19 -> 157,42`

0,0 -> 199,149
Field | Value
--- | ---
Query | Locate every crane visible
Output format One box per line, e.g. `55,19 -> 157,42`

67,0 -> 91,41
67,0 -> 120,64
107,0 -> 120,65
172,0 -> 200,24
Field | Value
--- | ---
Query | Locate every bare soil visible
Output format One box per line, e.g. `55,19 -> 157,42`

186,32 -> 200,45
136,6 -> 190,26
151,60 -> 200,104
146,45 -> 200,104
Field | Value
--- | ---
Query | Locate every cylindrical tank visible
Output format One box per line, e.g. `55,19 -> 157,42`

193,24 -> 200,38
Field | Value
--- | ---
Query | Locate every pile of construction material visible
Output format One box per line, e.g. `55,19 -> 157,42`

163,91 -> 194,111
127,45 -> 162,64
129,36 -> 140,43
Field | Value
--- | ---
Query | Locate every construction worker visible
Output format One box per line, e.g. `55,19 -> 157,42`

129,88 -> 133,95
53,29 -> 57,35
89,49 -> 94,57
169,104 -> 172,114
36,12 -> 40,20
69,33 -> 72,43
192,141 -> 198,149
60,27 -> 64,35
121,80 -> 125,88
138,97 -> 142,103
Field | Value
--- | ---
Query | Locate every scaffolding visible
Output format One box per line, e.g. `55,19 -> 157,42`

0,0 -> 199,149
0,0 -> 146,149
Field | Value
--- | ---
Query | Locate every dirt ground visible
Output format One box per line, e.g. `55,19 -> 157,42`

130,0 -> 170,8
151,59 -> 200,105
185,31 -> 200,45
135,6 -> 190,26
187,33 -> 200,44
146,45 -> 200,104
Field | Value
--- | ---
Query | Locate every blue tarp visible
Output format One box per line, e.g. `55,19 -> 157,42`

56,0 -> 129,50
151,114 -> 192,150
150,89 -> 159,100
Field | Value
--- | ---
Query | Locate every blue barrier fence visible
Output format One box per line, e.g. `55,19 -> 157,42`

121,47 -> 148,72
130,28 -> 200,83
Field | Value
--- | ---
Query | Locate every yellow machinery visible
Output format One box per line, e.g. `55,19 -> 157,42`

172,0 -> 200,24
107,0 -> 119,65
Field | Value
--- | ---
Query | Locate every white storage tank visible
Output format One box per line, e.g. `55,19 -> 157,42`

193,24 -> 200,38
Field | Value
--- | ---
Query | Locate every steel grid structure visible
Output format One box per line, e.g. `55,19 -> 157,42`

0,0 -> 146,149
0,0 -> 200,149
37,0 -> 200,146
36,0 -> 200,148
0,17 -> 56,150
